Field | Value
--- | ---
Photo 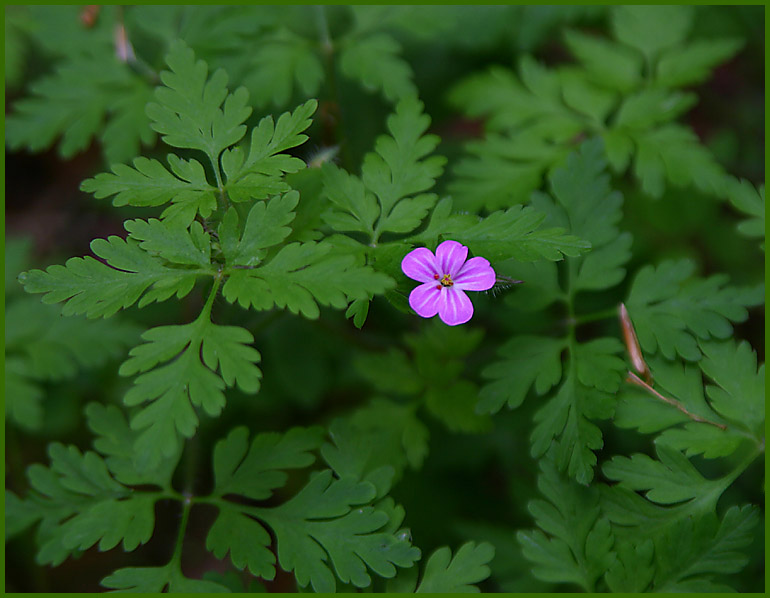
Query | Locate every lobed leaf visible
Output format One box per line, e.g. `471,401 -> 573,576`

146,39 -> 251,161
222,242 -> 395,319
340,33 -> 416,102
81,155 -> 217,227
120,316 -> 261,471
478,335 -> 565,414
18,236 -> 203,318
415,542 -> 495,593
626,259 -> 763,360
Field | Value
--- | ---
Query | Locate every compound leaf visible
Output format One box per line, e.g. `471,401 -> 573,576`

219,191 -> 298,267
18,236 -> 203,318
222,99 -> 317,202
146,39 -> 251,162
517,457 -> 616,591
222,242 -> 395,319
602,444 -> 718,505
81,155 -> 217,227
119,315 -> 261,471
259,470 -> 420,592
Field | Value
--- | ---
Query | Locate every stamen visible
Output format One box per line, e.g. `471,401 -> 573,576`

440,274 -> 453,287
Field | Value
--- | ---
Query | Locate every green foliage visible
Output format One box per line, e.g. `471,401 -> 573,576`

6,443 -> 161,566
6,5 -> 763,594
449,4 -> 742,208
517,457 -> 615,592
723,176 -> 765,245
205,427 -> 420,592
5,239 -> 140,430
481,140 -> 630,484
119,310 -> 262,471
625,259 -> 763,361
322,96 -> 445,243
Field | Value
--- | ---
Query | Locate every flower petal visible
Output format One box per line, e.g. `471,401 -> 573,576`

409,282 -> 441,318
454,257 -> 496,291
435,240 -> 468,276
402,247 -> 438,283
437,287 -> 473,326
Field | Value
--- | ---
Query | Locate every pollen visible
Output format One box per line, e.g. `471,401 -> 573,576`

440,274 -> 454,287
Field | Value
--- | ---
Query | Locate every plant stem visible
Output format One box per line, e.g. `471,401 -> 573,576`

170,494 -> 193,570
625,371 -> 727,430
209,152 -> 229,212
314,5 -> 353,171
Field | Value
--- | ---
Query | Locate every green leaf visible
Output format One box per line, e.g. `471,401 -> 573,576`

146,40 -> 251,162
325,399 -> 430,478
699,339 -> 765,439
653,505 -> 759,592
219,191 -> 299,267
5,299 -> 139,383
613,89 -> 697,130
245,28 -> 323,107
222,99 -> 317,202
22,443 -> 158,566
631,124 -> 726,198
206,507 -> 275,579
363,96 -> 446,239
222,242 -> 395,319
6,54 -> 155,163
258,470 -> 420,592
574,338 -> 625,393
415,542 -> 495,593
478,335 -> 565,414
340,33 -> 416,102
120,315 -> 261,471
425,380 -> 492,434
447,204 -> 591,262
517,457 -> 616,591
4,359 -> 44,430
212,426 -> 323,500
625,259 -> 763,360
602,444 -> 718,505
81,155 -> 217,227
724,176 -> 765,241
612,5 -> 694,63
656,38 -> 744,88
604,539 -> 654,592
18,236 -> 203,318
531,373 -> 614,485
125,219 -> 211,267
321,163 -> 380,235
563,29 -> 643,93
354,349 -> 422,396
86,403 -> 181,487
102,563 -> 230,593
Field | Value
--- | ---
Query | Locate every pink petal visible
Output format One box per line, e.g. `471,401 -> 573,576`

409,282 -> 441,318
437,287 -> 473,326
402,247 -> 439,283
436,240 -> 468,276
454,257 -> 496,291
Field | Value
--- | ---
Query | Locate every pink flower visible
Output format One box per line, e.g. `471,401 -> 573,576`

401,240 -> 496,326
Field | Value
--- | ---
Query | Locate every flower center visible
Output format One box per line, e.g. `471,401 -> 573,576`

434,273 -> 453,288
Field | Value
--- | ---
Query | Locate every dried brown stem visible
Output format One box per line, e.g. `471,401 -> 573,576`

625,371 -> 727,430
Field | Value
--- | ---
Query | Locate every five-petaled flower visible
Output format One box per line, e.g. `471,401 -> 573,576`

401,240 -> 495,326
